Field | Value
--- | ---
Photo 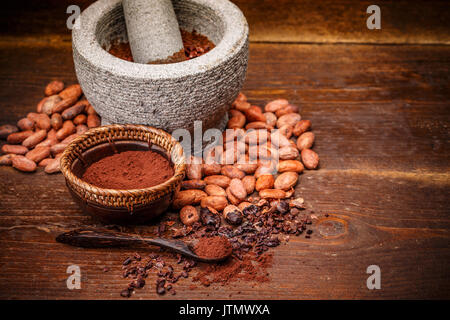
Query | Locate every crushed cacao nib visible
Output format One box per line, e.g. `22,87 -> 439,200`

242,204 -> 258,216
116,194 -> 313,298
156,278 -> 166,295
200,207 -> 221,230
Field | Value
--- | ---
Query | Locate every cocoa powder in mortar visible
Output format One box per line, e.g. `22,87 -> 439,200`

108,29 -> 215,64
82,150 -> 174,189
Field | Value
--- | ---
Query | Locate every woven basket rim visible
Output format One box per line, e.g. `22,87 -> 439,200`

60,124 -> 186,199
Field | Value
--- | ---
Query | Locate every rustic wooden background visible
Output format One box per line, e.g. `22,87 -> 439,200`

0,0 -> 449,299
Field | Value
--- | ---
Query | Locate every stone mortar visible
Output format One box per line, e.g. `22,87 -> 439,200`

72,0 -> 249,135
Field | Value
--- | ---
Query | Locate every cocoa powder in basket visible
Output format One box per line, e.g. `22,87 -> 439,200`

82,150 -> 174,189
108,29 -> 215,64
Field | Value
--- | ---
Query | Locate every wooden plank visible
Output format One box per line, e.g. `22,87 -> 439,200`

235,0 -> 450,44
0,42 -> 449,299
1,0 -> 449,44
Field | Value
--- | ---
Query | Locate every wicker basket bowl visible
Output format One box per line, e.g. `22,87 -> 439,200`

60,124 -> 186,224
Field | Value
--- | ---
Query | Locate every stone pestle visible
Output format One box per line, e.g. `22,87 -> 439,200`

122,0 -> 184,64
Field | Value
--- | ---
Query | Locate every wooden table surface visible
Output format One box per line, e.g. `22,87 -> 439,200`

0,0 -> 449,299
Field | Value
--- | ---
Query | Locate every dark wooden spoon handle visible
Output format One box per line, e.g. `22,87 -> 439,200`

56,229 -> 145,248
56,228 -> 229,263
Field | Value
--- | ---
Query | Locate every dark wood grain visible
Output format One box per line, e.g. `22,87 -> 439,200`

1,0 -> 449,44
0,39 -> 449,299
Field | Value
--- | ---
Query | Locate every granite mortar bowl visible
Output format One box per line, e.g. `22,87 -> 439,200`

60,124 -> 186,224
73,0 -> 249,134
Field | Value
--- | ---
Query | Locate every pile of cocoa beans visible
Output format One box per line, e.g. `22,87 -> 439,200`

174,93 -> 319,226
0,81 -> 101,173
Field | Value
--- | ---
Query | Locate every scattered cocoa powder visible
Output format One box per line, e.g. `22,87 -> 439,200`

193,236 -> 232,260
82,150 -> 174,189
108,29 -> 215,64
192,253 -> 272,287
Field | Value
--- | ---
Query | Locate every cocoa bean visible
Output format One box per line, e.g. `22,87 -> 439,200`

50,113 -> 63,130
25,146 -> 51,163
245,129 -> 269,145
7,130 -> 33,144
1,144 -> 28,155
204,145 -> 223,164
44,158 -> 61,174
17,118 -> 34,131
296,132 -> 315,150
36,96 -> 48,113
234,160 -> 258,174
12,155 -> 36,172
0,124 -> 18,139
238,201 -> 253,212
242,175 -> 256,194
277,160 -> 304,173
255,174 -> 275,191
245,105 -> 266,122
73,114 -> 87,125
76,124 -> 89,135
203,163 -> 222,176
203,175 -> 231,188
293,120 -> 311,136
259,189 -> 286,199
278,124 -> 293,138
172,189 -> 207,209
22,130 -> 47,149
87,114 -> 101,128
186,156 -> 203,180
232,92 -> 247,107
50,143 -> 68,156
38,158 -> 53,167
234,101 -> 251,113
35,138 -> 57,148
274,172 -> 299,191
56,120 -> 76,140
47,129 -> 57,141
278,145 -> 299,160
62,101 -> 87,120
275,104 -> 299,118
85,104 -> 98,115
245,121 -> 271,130
179,206 -> 200,226
264,112 -> 277,127
181,179 -> 206,190
58,84 -> 82,101
227,110 -> 246,129
248,144 -> 275,161
45,80 -> 64,96
223,205 -> 243,225
41,95 -> 62,115
0,154 -> 13,166
61,133 -> 79,144
301,149 -> 319,169
254,162 -> 277,178
270,130 -> 292,148
276,113 -> 301,128
225,187 -> 241,206
264,99 -> 289,113
200,196 -> 228,211
221,165 -> 245,179
205,184 -> 227,197
223,128 -> 245,143
229,178 -> 247,200
27,112 -> 40,122
221,148 -> 240,165
35,113 -> 51,131
52,97 -> 77,114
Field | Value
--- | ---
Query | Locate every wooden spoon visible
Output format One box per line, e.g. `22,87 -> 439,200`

56,228 -> 231,263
